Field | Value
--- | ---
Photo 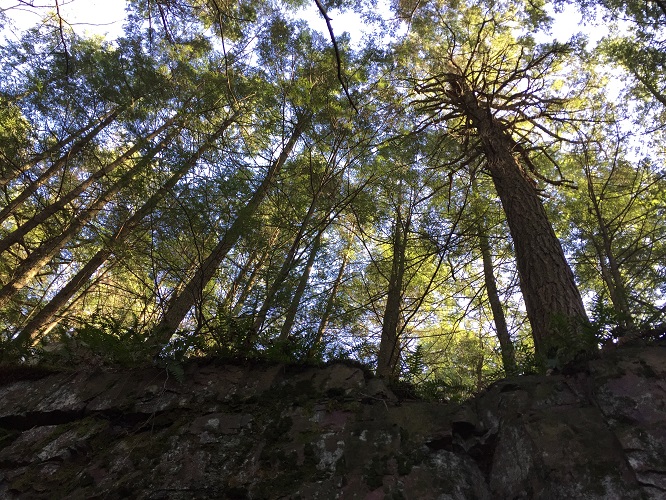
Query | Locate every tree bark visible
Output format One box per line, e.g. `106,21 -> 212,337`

456,88 -> 588,357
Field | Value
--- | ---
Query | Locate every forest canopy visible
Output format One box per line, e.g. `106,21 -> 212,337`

0,0 -> 664,398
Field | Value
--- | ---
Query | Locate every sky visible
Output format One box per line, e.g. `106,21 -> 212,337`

1,0 -> 601,47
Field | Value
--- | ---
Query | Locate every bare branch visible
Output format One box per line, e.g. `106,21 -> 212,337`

313,0 -> 359,114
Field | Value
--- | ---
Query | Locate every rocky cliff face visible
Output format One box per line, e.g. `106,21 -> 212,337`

0,344 -> 664,499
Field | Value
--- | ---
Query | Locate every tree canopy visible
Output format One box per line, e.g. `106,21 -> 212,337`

0,0 -> 664,397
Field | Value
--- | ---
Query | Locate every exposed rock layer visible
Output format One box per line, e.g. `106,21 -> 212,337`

0,344 -> 664,499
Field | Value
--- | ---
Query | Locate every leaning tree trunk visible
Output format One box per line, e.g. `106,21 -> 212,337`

308,249 -> 348,359
0,117 -> 177,255
0,129 -> 177,310
150,114 -> 309,350
472,177 -> 517,375
458,89 -> 588,358
0,107 -> 122,226
14,115 -> 237,345
0,108 -> 120,188
230,230 -> 281,316
251,190 -> 320,336
279,229 -> 323,341
586,169 -> 635,329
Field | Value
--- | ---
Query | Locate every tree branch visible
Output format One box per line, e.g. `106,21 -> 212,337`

313,0 -> 359,114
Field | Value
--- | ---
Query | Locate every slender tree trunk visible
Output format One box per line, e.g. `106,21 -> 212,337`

0,131 -> 174,309
230,232 -> 280,316
0,108 -> 120,188
251,191 -> 319,335
478,218 -> 517,374
0,118 -> 177,255
456,88 -> 588,358
0,108 -> 122,225
279,229 -> 322,341
151,114 -> 309,349
15,115 -> 237,345
586,170 -> 635,328
472,178 -> 516,374
308,250 -> 348,358
377,204 -> 410,380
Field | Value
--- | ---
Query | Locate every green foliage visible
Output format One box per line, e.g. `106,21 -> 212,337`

540,315 -> 599,371
58,315 -> 154,366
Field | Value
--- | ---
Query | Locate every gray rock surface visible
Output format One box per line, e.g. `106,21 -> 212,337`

0,345 -> 664,499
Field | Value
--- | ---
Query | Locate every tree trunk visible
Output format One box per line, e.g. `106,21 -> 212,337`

458,89 -> 588,358
472,177 -> 517,375
376,204 -> 410,380
0,107 -> 122,226
0,118 -> 177,255
150,114 -> 309,349
0,108 -> 120,188
308,249 -> 348,359
0,131 -> 174,310
230,230 -> 281,316
251,190 -> 320,335
279,229 -> 322,341
14,115 -> 237,345
586,170 -> 635,328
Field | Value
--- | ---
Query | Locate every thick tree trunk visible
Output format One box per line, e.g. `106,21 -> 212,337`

14,115 -> 237,345
279,229 -> 322,341
458,90 -> 588,358
151,115 -> 309,349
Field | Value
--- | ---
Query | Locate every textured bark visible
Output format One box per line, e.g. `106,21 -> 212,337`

457,89 -> 587,357
279,229 -> 322,341
15,116 -> 237,345
0,108 -> 121,226
0,118 -> 177,255
151,115 -> 309,349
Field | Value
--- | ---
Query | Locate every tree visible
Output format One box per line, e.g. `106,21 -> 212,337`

398,0 -> 590,359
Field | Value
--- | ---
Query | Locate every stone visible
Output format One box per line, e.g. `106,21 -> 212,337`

0,346 -> 664,498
